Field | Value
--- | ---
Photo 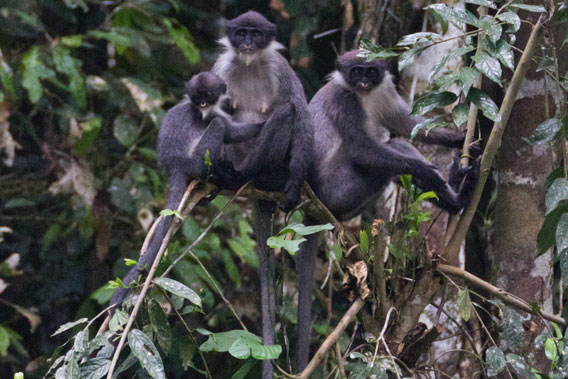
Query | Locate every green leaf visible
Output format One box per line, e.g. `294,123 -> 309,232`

220,249 -> 241,287
509,4 -> 546,12
51,318 -> 88,336
411,92 -> 457,116
429,45 -> 475,80
128,329 -> 165,379
457,289 -> 472,322
537,200 -> 568,255
545,179 -> 568,213
497,11 -> 521,33
465,0 -> 497,8
52,46 -> 86,110
149,301 -> 172,354
66,353 -> 80,379
113,115 -> 140,147
506,353 -> 536,378
473,52 -> 502,86
154,277 -> 202,307
359,230 -> 369,253
79,358 -> 110,379
545,338 -> 558,363
266,235 -> 306,255
467,88 -> 501,122
359,39 -> 400,60
163,18 -> 200,65
523,118 -> 563,145
396,32 -> 442,46
479,16 -> 502,43
109,310 -> 129,333
200,330 -> 281,360
276,223 -> 334,236
487,40 -> 514,71
486,346 -> 506,377
0,326 -> 9,356
452,103 -> 470,127
88,30 -> 135,55
398,47 -> 424,72
21,46 -> 55,103
159,209 -> 183,219
229,336 -> 282,360
457,67 -> 479,96
557,215 -> 568,287
0,55 -> 16,100
62,35 -> 82,47
425,4 -> 480,27
63,0 -> 88,12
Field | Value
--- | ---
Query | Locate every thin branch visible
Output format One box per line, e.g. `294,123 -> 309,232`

106,182 -> 207,379
444,15 -> 545,261
438,264 -> 565,326
299,297 -> 366,379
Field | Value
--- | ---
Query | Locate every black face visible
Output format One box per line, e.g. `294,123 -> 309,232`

346,65 -> 383,91
185,72 -> 227,110
336,50 -> 388,92
226,11 -> 277,54
230,27 -> 268,53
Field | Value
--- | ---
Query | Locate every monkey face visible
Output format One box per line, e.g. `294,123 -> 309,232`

230,27 -> 270,53
345,66 -> 384,92
226,11 -> 277,54
185,72 -> 227,110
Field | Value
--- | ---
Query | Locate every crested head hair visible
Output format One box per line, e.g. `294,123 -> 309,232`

185,72 -> 226,95
226,11 -> 277,40
336,49 -> 388,71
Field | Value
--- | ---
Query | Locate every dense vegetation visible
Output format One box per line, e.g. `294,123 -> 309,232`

1,0 -> 567,378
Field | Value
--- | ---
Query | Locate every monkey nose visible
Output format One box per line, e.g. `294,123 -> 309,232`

361,82 -> 369,88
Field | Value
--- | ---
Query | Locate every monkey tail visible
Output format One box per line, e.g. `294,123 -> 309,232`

109,173 -> 188,312
296,215 -> 319,372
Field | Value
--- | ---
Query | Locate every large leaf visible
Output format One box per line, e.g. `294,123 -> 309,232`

149,301 -> 172,354
557,214 -> 568,287
545,178 -> 568,213
51,318 -> 88,336
154,277 -> 202,307
0,326 -> 9,356
411,92 -> 457,115
163,18 -> 200,65
457,289 -> 472,322
486,347 -> 506,377
113,115 -> 140,147
79,358 -> 110,379
21,46 -> 55,103
398,47 -> 425,72
497,11 -> 521,33
537,200 -> 568,255
359,39 -> 400,60
396,32 -> 442,46
523,118 -> 563,145
509,4 -> 546,12
486,40 -> 514,71
467,88 -> 501,122
465,0 -> 496,8
506,353 -> 536,378
127,329 -> 165,379
473,52 -> 502,86
429,45 -> 475,80
479,16 -> 502,43
199,330 -> 281,360
266,236 -> 306,255
452,103 -> 470,127
276,223 -> 334,236
426,4 -> 480,27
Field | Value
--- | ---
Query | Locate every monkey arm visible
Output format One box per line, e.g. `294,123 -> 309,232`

222,119 -> 265,143
382,110 -> 465,148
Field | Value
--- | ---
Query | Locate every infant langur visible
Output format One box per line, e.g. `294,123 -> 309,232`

110,71 -> 263,309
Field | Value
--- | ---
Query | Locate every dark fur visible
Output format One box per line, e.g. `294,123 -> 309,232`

293,51 -> 479,371
213,11 -> 313,378
109,72 -> 263,310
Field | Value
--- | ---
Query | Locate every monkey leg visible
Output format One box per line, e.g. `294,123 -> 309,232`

254,200 -> 277,379
295,217 -> 320,372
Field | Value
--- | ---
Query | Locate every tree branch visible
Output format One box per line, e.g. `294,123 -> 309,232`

437,264 -> 565,326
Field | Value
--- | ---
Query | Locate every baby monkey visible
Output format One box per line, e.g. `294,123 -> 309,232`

110,71 -> 262,309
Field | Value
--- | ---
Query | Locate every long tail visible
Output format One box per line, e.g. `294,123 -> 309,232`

296,215 -> 319,372
254,200 -> 277,379
109,173 -> 187,311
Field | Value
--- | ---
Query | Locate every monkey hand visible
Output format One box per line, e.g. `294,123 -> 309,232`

449,153 -> 480,191
280,180 -> 301,212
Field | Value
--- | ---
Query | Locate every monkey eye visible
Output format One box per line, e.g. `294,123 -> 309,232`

252,30 -> 262,38
236,29 -> 247,37
367,68 -> 378,78
351,68 -> 361,77
206,92 -> 213,97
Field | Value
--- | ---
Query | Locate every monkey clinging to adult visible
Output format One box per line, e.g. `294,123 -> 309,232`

293,50 -> 480,371
212,10 -> 313,379
109,71 -> 266,310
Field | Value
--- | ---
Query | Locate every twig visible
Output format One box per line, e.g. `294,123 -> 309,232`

437,264 -> 565,326
444,15 -> 545,261
299,297 -> 366,378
